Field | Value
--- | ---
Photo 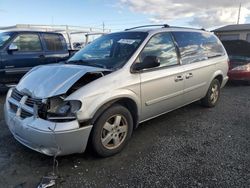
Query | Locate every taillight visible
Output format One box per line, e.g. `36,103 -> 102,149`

232,63 -> 250,71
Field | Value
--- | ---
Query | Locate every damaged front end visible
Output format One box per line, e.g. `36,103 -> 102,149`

8,88 -> 81,122
38,96 -> 81,122
4,64 -> 111,156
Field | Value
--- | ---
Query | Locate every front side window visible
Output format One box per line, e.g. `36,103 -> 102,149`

43,34 -> 65,51
68,32 -> 148,69
173,31 -> 225,65
139,32 -> 178,68
12,34 -> 42,51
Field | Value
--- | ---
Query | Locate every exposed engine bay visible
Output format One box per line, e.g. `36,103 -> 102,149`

9,64 -> 111,122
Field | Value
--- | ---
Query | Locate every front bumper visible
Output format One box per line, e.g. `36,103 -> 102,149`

4,90 -> 93,156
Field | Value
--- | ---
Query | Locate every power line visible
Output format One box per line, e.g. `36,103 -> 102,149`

105,21 -> 152,27
82,18 -> 148,25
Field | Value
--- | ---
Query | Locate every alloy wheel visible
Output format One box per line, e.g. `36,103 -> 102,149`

210,84 -> 219,104
101,114 -> 128,150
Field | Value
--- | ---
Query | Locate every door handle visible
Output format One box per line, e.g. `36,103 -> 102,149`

174,75 -> 184,82
185,73 -> 193,79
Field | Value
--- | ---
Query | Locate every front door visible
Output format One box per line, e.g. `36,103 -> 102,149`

138,32 -> 185,121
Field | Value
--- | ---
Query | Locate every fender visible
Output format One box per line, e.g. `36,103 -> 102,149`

67,88 -> 141,122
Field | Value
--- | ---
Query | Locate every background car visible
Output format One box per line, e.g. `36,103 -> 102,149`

222,40 -> 250,84
0,31 -> 70,89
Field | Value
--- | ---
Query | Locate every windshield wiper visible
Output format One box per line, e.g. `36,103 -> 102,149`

66,60 -> 107,69
207,54 -> 223,59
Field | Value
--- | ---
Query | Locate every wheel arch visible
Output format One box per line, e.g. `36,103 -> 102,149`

90,97 -> 140,130
211,70 -> 224,87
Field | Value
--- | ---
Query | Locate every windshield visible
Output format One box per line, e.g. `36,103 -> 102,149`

68,32 -> 148,69
0,32 -> 12,48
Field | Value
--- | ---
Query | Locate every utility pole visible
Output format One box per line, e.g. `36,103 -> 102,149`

102,21 -> 105,32
237,2 -> 242,24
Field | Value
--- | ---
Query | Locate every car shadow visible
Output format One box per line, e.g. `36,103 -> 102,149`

226,80 -> 250,87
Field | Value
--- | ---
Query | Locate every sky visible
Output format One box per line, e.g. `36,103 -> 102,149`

0,0 -> 250,32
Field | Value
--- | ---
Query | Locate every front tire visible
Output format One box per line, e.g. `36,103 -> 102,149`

201,79 -> 221,107
91,104 -> 133,157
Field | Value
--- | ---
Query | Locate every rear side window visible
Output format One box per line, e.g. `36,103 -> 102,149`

173,31 -> 225,64
43,34 -> 65,51
12,34 -> 42,51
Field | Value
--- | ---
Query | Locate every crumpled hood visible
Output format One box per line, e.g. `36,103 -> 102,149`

16,64 -> 106,98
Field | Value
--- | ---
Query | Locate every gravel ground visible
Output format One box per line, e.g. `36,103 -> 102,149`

0,84 -> 249,188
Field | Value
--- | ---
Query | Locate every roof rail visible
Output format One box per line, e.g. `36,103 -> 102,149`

170,26 -> 207,31
124,24 -> 207,32
125,24 -> 170,31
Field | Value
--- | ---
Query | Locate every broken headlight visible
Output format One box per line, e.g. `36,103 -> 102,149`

45,96 -> 82,121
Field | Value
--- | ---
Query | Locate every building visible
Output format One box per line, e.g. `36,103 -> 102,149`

212,24 -> 250,42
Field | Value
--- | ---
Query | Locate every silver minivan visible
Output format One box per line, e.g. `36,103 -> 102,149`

4,25 -> 229,157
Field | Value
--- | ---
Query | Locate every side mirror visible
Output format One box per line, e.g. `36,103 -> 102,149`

8,43 -> 18,52
133,56 -> 160,71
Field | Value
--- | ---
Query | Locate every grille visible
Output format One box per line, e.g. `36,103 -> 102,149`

9,103 -> 18,112
9,88 -> 43,119
11,89 -> 23,102
25,97 -> 43,108
20,110 -> 33,119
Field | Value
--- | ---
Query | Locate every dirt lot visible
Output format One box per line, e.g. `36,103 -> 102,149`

0,84 -> 250,188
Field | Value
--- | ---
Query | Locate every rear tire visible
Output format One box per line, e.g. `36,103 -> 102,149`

201,79 -> 221,108
91,104 -> 133,157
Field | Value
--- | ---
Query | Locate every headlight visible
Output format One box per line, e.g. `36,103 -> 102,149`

45,96 -> 82,121
232,63 -> 250,71
55,102 -> 71,115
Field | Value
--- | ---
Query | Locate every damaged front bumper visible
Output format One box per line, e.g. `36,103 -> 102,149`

4,89 -> 93,156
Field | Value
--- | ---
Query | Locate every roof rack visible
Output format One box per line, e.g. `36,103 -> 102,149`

125,24 -> 207,32
125,24 -> 170,31
169,26 -> 207,31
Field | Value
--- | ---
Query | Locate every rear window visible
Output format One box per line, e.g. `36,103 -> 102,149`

173,31 -> 225,64
43,34 -> 65,51
222,40 -> 250,59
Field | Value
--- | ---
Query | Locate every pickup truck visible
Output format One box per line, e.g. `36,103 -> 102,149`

0,31 -> 70,89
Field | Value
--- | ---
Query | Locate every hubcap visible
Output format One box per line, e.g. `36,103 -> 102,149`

101,115 -> 128,150
210,84 -> 219,104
